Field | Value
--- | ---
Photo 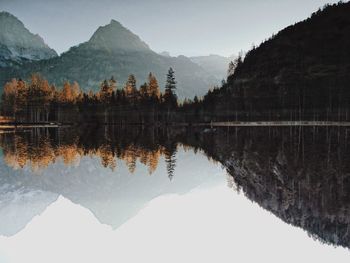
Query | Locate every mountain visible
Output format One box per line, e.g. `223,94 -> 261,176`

158,53 -> 233,83
0,18 -> 219,99
190,54 -> 233,80
88,19 -> 151,52
159,51 -> 171,57
0,12 -> 57,67
200,2 -> 350,121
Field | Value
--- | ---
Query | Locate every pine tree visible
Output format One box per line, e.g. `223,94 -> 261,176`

99,79 -> 114,102
164,68 -> 176,97
163,68 -> 178,110
227,61 -> 236,77
140,82 -> 149,98
164,142 -> 177,180
109,76 -> 117,90
124,74 -> 138,102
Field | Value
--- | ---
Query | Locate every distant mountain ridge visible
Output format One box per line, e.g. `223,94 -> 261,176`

190,54 -> 234,80
0,16 -> 221,99
158,52 -> 233,81
0,11 -> 57,67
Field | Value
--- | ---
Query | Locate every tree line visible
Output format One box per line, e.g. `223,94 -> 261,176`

1,68 -> 184,124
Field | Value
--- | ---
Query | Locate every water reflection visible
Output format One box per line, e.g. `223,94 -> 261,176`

191,126 -> 350,248
0,127 -> 185,178
0,126 -> 350,250
0,126 -> 222,236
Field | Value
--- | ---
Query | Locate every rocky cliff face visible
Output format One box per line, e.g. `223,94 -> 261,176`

0,12 -> 57,67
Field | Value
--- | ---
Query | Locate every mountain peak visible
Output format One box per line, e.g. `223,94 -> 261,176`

0,11 -> 26,34
110,19 -> 122,26
159,51 -> 171,57
0,11 -> 57,66
0,11 -> 22,22
88,19 -> 151,52
0,11 -> 20,20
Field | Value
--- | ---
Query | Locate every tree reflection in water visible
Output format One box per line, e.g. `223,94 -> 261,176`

0,125 -> 350,248
0,126 -> 187,179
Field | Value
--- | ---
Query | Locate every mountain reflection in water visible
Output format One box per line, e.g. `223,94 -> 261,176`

0,125 -> 350,250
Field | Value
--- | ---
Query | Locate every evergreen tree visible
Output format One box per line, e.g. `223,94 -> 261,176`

109,76 -> 117,90
124,74 -> 137,101
164,141 -> 177,180
99,79 -> 114,102
227,61 -> 236,77
163,68 -> 177,108
140,82 -> 149,99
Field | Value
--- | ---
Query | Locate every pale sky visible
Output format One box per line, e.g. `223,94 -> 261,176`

0,0 -> 341,56
1,186 -> 348,263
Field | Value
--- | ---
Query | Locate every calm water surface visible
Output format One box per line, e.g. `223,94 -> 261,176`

0,126 -> 349,262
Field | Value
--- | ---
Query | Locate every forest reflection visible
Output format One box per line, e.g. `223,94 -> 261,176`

1,125 -> 350,249
0,126 -> 208,179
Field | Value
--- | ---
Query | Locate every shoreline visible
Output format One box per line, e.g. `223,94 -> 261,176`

1,121 -> 350,129
201,121 -> 350,127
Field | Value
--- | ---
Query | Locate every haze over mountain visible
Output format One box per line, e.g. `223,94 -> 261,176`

159,51 -> 171,57
190,54 -> 233,80
0,16 -> 220,99
0,12 -> 57,67
159,52 -> 233,81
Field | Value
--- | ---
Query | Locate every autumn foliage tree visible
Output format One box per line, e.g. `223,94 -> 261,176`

1,70 -> 182,124
27,74 -> 54,122
147,73 -> 160,98
1,75 -> 56,122
59,81 -> 82,104
2,79 -> 18,117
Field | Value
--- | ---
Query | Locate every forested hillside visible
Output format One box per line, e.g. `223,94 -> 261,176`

197,2 -> 350,121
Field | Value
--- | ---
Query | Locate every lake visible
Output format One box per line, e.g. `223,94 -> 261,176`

0,126 -> 349,262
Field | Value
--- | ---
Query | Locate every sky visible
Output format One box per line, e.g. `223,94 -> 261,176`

1,185 -> 349,263
0,0 -> 341,57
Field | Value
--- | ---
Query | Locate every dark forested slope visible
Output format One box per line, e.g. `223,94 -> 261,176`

200,2 -> 350,121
